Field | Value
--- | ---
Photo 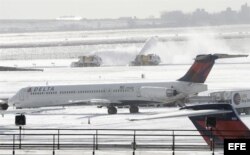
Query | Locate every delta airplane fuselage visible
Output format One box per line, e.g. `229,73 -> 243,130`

6,54 -> 247,114
8,81 -> 206,109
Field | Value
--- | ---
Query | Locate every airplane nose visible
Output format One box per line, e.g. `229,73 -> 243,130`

8,95 -> 17,106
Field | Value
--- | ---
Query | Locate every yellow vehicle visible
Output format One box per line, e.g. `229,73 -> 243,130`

130,54 -> 161,66
71,55 -> 102,67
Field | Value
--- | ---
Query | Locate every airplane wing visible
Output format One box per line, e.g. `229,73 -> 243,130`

66,93 -> 188,107
67,98 -> 115,106
0,109 -> 42,115
0,99 -> 8,103
0,107 -> 65,115
128,108 -> 232,121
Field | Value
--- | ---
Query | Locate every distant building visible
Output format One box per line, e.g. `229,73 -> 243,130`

56,16 -> 83,21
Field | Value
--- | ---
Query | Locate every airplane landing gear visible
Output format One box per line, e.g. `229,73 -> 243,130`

107,106 -> 117,114
129,105 -> 139,113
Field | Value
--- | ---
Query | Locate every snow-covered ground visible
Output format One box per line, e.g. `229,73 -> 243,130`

1,26 -> 250,154
0,62 -> 250,154
0,106 -> 227,155
1,26 -> 250,63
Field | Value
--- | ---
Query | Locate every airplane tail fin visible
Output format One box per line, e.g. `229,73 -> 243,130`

178,54 -> 248,83
182,104 -> 250,147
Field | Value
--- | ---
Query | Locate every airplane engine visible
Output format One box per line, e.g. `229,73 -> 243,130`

0,103 -> 9,110
140,86 -> 177,99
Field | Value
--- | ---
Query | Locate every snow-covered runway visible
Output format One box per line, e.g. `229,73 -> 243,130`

1,60 -> 250,155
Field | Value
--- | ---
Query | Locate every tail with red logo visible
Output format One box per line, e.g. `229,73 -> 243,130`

182,104 -> 250,147
178,54 -> 248,83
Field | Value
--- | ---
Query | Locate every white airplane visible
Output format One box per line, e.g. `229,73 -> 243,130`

5,54 -> 247,115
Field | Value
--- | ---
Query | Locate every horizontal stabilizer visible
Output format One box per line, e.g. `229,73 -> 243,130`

178,53 -> 248,83
195,54 -> 248,61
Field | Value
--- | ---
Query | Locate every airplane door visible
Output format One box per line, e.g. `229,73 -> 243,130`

19,91 -> 24,101
19,91 -> 28,101
107,88 -> 113,97
137,87 -> 141,97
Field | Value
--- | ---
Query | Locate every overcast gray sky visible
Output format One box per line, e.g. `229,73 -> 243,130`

0,0 -> 249,19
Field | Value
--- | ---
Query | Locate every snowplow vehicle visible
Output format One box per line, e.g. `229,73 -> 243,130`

130,54 -> 161,66
71,55 -> 102,67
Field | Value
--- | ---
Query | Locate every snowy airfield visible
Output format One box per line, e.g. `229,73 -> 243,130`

1,25 -> 250,154
0,58 -> 250,123
1,63 -> 250,155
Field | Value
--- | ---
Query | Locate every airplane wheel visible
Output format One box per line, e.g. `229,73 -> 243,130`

129,106 -> 139,113
108,106 -> 117,114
